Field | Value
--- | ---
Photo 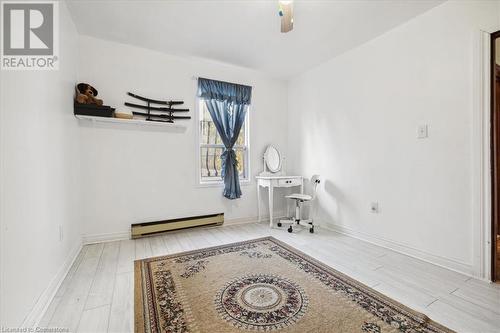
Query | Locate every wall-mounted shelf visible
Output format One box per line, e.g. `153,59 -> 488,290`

75,115 -> 186,129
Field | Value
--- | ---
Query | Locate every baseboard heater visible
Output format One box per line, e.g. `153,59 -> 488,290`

131,213 -> 224,239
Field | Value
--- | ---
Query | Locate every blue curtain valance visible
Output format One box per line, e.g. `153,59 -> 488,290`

197,77 -> 252,105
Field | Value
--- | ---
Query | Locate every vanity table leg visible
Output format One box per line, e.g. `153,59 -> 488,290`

268,185 -> 274,227
257,184 -> 261,222
286,195 -> 289,219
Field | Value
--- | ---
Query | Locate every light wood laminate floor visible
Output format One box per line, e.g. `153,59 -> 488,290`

40,222 -> 500,333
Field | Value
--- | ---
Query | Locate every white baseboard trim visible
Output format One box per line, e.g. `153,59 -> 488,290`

22,241 -> 83,327
81,214 -> 287,244
322,223 -> 475,277
224,216 -> 260,225
82,231 -> 130,245
224,215 -> 281,225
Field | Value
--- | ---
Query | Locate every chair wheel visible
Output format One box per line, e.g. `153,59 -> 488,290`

310,226 -> 314,233
277,222 -> 282,227
287,226 -> 293,233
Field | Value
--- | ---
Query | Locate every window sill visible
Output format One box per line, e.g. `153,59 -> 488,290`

197,179 -> 252,188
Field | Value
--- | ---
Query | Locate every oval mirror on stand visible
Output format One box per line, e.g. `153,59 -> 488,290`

261,145 -> 282,175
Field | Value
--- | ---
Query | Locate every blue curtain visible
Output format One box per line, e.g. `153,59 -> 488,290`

198,78 -> 252,199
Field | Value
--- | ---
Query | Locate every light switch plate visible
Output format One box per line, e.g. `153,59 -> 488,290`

417,125 -> 428,139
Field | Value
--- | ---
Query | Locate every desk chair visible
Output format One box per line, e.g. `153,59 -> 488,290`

278,175 -> 320,233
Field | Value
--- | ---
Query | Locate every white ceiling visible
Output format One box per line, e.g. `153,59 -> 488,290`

66,0 -> 444,79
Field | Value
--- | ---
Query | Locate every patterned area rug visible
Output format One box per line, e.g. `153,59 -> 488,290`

135,236 -> 453,333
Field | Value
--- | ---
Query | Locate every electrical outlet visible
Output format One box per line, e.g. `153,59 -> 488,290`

59,225 -> 63,242
370,202 -> 379,213
417,124 -> 428,139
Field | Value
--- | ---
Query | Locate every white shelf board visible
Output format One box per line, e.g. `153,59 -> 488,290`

75,115 -> 186,129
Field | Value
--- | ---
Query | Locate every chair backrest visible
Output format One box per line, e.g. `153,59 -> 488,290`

310,174 -> 321,200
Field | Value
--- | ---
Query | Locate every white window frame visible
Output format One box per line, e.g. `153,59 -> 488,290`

196,98 -> 251,187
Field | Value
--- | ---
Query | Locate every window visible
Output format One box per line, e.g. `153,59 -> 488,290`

198,99 -> 249,184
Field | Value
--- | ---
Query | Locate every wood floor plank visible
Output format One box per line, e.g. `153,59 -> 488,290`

436,293 -> 500,325
162,232 -> 184,254
372,265 -> 458,297
206,227 -> 232,244
48,244 -> 104,331
174,231 -> 197,251
55,245 -> 89,298
324,231 -> 390,258
310,237 -> 384,271
373,281 -> 437,312
149,235 -> 168,257
116,239 -> 135,274
301,246 -> 382,287
135,237 -> 152,260
86,243 -> 105,258
215,225 -> 249,243
200,226 -> 227,245
186,228 -> 218,247
452,283 -> 500,315
85,241 -> 120,310
379,251 -> 470,286
425,298 -> 499,333
38,296 -> 62,327
108,272 -> 133,333
77,305 -> 110,333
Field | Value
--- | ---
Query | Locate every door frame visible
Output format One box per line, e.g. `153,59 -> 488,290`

490,31 -> 500,282
473,30 -> 494,281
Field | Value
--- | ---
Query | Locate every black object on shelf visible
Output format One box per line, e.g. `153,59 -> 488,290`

124,102 -> 189,112
131,111 -> 191,120
74,102 -> 115,117
125,92 -> 191,123
127,92 -> 184,105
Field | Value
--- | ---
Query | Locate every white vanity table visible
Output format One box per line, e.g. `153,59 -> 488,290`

256,175 -> 303,227
256,146 -> 303,227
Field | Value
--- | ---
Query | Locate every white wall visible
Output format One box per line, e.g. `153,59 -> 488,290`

0,2 -> 81,327
287,0 -> 500,276
77,36 -> 288,239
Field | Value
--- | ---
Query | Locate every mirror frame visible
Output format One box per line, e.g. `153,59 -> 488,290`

264,145 -> 282,173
